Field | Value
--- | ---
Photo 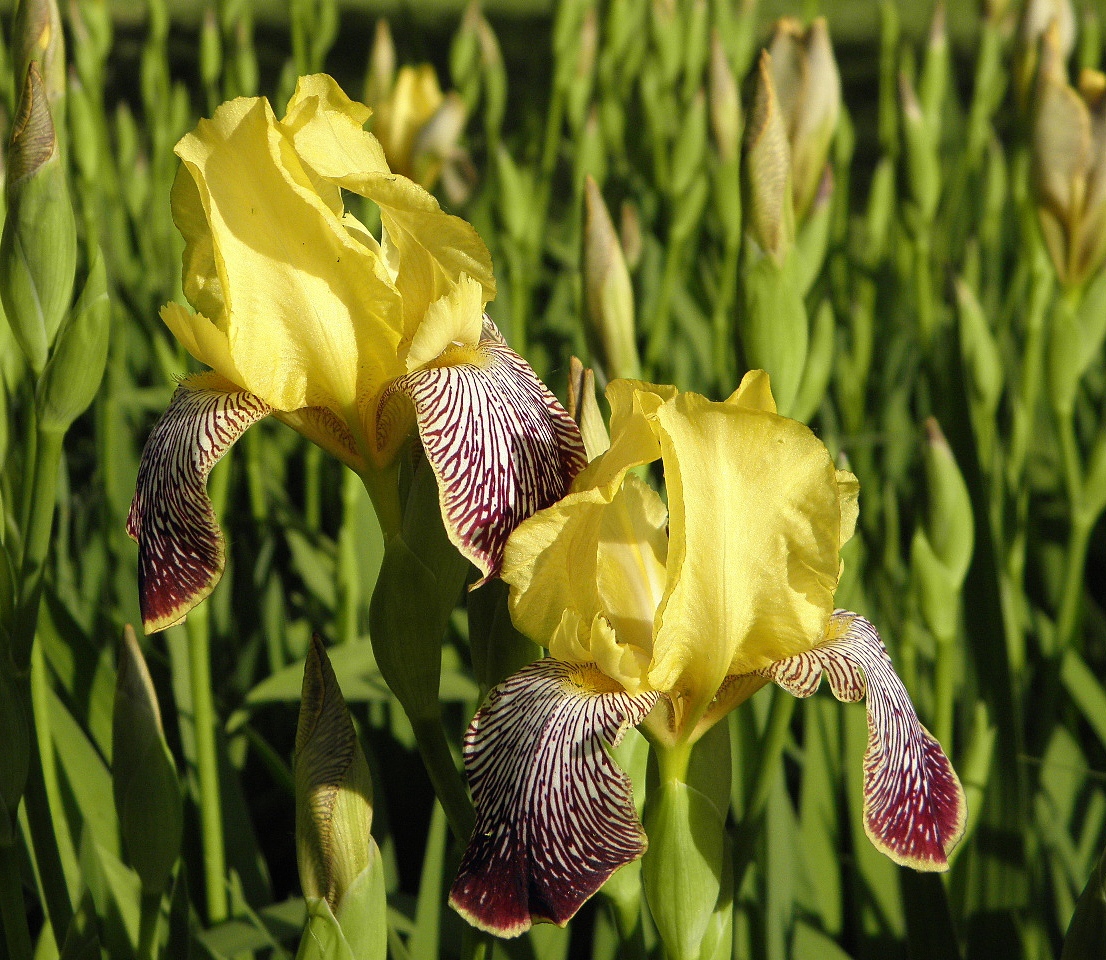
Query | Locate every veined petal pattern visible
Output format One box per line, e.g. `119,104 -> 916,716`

760,610 -> 966,870
449,659 -> 658,937
381,323 -> 587,580
127,372 -> 270,633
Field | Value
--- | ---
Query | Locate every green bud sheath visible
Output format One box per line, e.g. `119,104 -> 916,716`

37,252 -> 109,431
295,636 -> 375,910
112,625 -> 183,897
643,723 -> 731,960
709,31 -> 741,166
739,254 -> 808,417
0,62 -> 77,373
583,176 -> 640,381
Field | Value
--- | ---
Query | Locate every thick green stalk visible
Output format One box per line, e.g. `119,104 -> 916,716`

0,843 -> 32,960
712,236 -> 740,391
11,424 -> 65,671
1054,415 -> 1093,654
933,630 -> 957,753
136,890 -> 162,960
186,607 -> 227,924
411,718 -> 474,842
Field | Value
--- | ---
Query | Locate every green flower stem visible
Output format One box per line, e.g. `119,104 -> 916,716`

645,230 -> 687,373
0,842 -> 32,960
185,608 -> 228,925
136,890 -> 163,960
712,236 -> 740,392
411,718 -> 474,842
1054,417 -> 1093,653
732,688 -> 796,893
933,629 -> 957,753
11,423 -> 65,671
655,738 -> 693,786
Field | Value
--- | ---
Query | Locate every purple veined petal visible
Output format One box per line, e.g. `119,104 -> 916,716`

380,320 -> 587,582
761,610 -> 967,871
449,658 -> 658,937
127,372 -> 270,634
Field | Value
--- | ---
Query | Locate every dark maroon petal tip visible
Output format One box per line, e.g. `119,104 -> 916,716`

381,321 -> 587,583
449,659 -> 657,937
761,611 -> 967,871
127,373 -> 270,633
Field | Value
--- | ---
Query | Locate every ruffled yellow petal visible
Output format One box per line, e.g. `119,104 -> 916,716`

160,302 -> 245,390
172,94 -> 403,413
501,488 -> 607,649
649,392 -> 842,725
405,275 -> 484,372
724,368 -> 777,412
572,379 -> 676,497
281,75 -> 494,340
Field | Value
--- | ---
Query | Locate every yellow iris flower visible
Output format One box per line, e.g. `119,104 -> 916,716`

127,75 -> 585,633
449,372 -> 965,937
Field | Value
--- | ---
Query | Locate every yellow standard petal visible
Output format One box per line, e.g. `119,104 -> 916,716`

649,392 -> 842,725
172,94 -> 403,413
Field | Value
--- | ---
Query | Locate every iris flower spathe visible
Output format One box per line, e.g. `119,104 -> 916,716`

127,75 -> 585,634
448,372 -> 966,937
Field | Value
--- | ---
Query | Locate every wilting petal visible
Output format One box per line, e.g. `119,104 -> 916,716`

761,611 -> 966,870
127,372 -> 270,633
380,323 -> 586,580
449,658 -> 658,937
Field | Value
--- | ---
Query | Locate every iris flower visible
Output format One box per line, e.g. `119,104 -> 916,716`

449,373 -> 966,936
127,75 -> 585,633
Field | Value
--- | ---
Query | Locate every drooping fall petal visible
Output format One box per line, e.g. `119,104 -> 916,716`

380,321 -> 587,581
127,372 -> 270,633
760,610 -> 966,870
449,658 -> 658,937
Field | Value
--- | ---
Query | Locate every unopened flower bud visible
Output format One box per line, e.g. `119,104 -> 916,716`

37,251 -> 109,431
743,50 -> 794,263
413,92 -> 468,195
620,201 -> 642,271
583,179 -> 639,383
900,70 -> 940,223
566,357 -> 610,462
113,625 -> 183,896
767,17 -> 840,222
709,31 -> 741,165
296,636 -> 375,909
364,19 -> 395,109
371,65 -> 444,182
12,0 -> 66,122
1016,0 -> 1076,110
0,62 -> 76,373
1032,25 -> 1106,288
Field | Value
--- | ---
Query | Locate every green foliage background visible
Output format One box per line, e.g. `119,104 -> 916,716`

3,1 -> 1106,959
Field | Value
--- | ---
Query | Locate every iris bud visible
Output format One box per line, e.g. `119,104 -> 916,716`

709,31 -> 741,165
767,17 -> 840,223
0,62 -> 77,373
295,637 -> 387,960
363,19 -> 395,110
743,51 -> 794,264
36,251 -> 109,431
1031,26 -> 1106,289
583,176 -> 640,381
1016,0 -> 1075,111
566,357 -> 611,462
